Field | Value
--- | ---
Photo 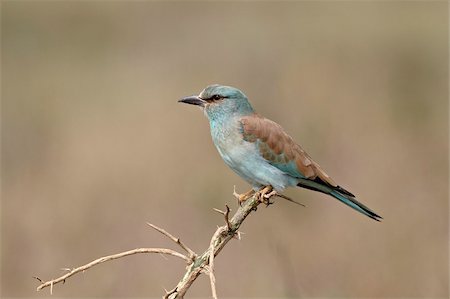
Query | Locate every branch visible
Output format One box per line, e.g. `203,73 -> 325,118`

35,190 -> 264,298
35,247 -> 189,293
213,204 -> 231,231
166,193 -> 261,298
146,222 -> 197,260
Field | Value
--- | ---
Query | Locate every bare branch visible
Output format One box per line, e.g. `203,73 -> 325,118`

208,204 -> 233,298
207,263 -> 217,299
167,192 -> 262,298
36,248 -> 188,292
213,205 -> 231,231
35,188 -> 274,298
146,222 -> 196,259
208,226 -> 227,299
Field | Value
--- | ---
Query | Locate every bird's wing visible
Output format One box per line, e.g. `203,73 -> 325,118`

240,114 -> 353,195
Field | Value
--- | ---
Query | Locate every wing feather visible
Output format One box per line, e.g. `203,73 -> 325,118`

241,114 -> 341,189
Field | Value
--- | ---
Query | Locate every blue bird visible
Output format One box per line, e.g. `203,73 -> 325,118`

179,84 -> 382,221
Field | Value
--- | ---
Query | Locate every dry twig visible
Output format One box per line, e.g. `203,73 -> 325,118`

36,190 -> 265,298
146,222 -> 196,260
36,248 -> 189,291
166,193 -> 261,298
213,204 -> 231,231
208,205 -> 233,299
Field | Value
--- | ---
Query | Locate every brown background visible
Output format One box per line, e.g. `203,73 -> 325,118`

2,1 -> 448,298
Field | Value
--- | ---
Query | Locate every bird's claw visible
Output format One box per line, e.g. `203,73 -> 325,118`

264,190 -> 277,199
256,186 -> 277,207
233,186 -> 256,206
233,186 -> 278,207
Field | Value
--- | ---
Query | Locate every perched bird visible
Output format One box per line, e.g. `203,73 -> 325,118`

179,84 -> 382,221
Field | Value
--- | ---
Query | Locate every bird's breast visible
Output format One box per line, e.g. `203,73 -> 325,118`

210,119 -> 250,168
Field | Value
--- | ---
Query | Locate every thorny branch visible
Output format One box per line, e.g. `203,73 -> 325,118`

146,222 -> 197,261
35,189 -> 294,298
163,192 -> 264,298
35,247 -> 189,293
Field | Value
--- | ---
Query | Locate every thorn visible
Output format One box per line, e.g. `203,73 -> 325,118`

201,266 -> 210,275
163,286 -> 178,299
213,208 -> 226,215
233,185 -> 243,207
233,231 -> 243,240
214,206 -> 232,231
32,276 -> 43,283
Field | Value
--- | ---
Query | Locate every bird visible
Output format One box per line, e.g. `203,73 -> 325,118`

179,84 -> 382,221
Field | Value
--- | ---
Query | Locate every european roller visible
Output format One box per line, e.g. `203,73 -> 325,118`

179,84 -> 382,221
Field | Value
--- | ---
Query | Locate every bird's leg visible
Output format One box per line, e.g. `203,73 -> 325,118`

233,186 -> 256,206
256,185 -> 277,206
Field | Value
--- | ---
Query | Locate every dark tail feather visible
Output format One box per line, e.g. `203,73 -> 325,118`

330,190 -> 382,221
297,179 -> 382,221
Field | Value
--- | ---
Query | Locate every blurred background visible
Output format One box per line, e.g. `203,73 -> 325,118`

1,1 -> 448,298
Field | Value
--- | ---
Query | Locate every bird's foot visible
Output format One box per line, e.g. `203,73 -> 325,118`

256,185 -> 277,207
233,186 -> 256,206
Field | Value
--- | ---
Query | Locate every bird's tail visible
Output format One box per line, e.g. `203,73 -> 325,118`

329,190 -> 382,221
297,179 -> 382,221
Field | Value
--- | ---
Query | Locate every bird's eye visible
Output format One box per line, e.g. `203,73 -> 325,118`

212,95 -> 222,101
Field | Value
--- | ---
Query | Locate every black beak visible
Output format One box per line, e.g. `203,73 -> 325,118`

178,95 -> 206,107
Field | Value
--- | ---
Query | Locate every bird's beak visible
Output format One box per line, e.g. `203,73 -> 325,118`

178,95 -> 206,107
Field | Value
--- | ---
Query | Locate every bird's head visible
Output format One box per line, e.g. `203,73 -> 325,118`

179,84 -> 254,120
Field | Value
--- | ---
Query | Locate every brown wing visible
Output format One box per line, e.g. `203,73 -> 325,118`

240,114 -> 341,189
